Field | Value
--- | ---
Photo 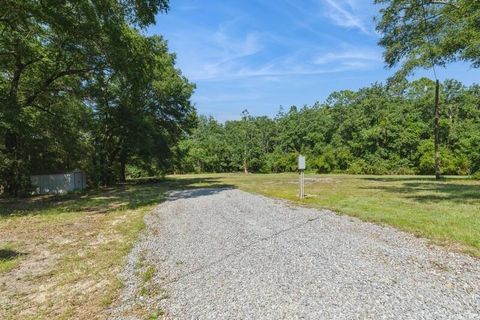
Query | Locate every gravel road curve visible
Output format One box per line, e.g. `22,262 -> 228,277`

110,188 -> 480,319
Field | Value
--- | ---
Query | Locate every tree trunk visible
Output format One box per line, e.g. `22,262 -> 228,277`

243,139 -> 248,174
3,97 -> 23,196
434,79 -> 441,180
119,159 -> 126,182
5,130 -> 18,155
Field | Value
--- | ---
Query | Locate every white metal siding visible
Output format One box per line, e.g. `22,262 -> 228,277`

31,171 -> 86,194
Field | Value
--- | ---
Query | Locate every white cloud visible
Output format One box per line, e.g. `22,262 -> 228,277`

313,48 -> 382,65
323,0 -> 370,34
154,1 -> 380,82
199,30 -> 264,80
193,62 -> 372,81
164,23 -> 265,81
184,43 -> 382,82
212,28 -> 261,56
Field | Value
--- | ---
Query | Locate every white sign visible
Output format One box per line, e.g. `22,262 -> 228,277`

298,155 -> 306,170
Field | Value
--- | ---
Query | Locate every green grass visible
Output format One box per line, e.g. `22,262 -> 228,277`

169,173 -> 480,257
142,265 -> 156,283
0,245 -> 24,273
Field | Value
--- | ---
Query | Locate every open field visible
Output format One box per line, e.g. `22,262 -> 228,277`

0,174 -> 478,319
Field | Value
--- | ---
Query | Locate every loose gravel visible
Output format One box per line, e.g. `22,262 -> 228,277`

110,188 -> 480,319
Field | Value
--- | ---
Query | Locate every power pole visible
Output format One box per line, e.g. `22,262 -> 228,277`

434,79 -> 441,180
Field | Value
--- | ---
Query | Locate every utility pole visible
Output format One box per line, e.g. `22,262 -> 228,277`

434,79 -> 441,180
420,1 -> 441,180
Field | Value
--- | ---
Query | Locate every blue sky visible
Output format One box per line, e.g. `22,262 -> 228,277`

148,0 -> 479,121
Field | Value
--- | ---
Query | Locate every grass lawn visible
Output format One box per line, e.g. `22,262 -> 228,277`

0,173 -> 478,319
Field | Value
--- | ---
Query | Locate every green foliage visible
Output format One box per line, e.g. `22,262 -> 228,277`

178,79 -> 480,176
126,165 -> 146,179
88,34 -> 196,185
0,0 -> 196,195
0,156 -> 33,197
0,246 -> 23,273
472,171 -> 480,180
375,0 -> 480,80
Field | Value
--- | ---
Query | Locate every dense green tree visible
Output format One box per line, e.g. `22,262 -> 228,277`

0,0 -> 199,195
174,116 -> 229,173
375,0 -> 480,178
89,35 -> 195,184
177,79 -> 480,177
375,0 -> 480,79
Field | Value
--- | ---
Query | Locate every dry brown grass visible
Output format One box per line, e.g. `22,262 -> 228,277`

0,177 -> 230,319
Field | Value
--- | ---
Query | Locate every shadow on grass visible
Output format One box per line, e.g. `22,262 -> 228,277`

364,180 -> 480,204
361,176 -> 458,183
0,177 -> 234,218
0,248 -> 27,261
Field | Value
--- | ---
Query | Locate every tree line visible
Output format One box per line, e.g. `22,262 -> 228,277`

174,78 -> 480,176
1,0 -> 196,195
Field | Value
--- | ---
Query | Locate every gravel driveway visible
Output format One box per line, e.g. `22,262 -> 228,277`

111,188 -> 480,319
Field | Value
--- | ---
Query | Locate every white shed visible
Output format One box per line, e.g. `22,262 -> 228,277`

31,170 -> 86,195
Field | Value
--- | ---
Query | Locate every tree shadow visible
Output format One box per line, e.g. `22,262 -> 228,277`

0,177 -> 235,218
166,187 -> 233,201
364,181 -> 480,204
0,248 -> 27,261
361,176 -> 454,183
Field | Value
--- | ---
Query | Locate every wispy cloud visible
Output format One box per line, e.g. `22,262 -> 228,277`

192,42 -> 382,81
157,1 -> 380,82
149,0 -> 389,118
182,45 -> 381,82
314,48 -> 381,65
323,0 -> 370,34
149,0 -> 473,120
195,30 -> 264,80
193,60 -> 376,82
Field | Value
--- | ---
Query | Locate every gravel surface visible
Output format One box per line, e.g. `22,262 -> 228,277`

110,188 -> 480,319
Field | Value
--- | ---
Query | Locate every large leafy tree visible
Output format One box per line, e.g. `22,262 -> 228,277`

374,0 -> 480,178
0,0 -> 170,194
375,0 -> 480,79
89,35 -> 196,184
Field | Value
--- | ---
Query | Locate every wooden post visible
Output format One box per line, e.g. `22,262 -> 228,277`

434,79 -> 441,180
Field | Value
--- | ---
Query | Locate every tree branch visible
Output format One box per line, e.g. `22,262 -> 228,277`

9,45 -> 25,100
22,67 -> 92,108
30,103 -> 57,117
429,0 -> 460,8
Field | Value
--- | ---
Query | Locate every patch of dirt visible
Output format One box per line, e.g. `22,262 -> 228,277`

0,243 -> 60,318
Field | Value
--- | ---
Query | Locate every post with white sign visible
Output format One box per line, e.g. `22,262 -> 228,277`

298,155 -> 305,199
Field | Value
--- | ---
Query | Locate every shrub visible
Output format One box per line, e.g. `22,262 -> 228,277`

126,165 -> 144,179
471,171 -> 480,180
0,157 -> 33,197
